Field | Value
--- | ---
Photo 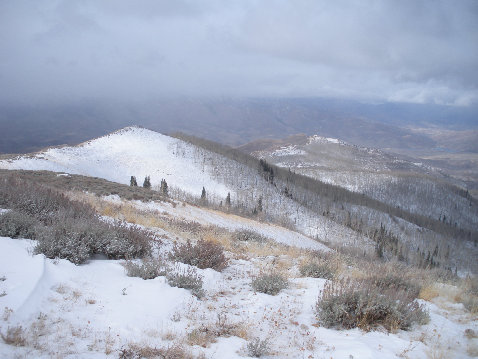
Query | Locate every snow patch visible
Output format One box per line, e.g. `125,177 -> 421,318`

307,135 -> 343,145
271,145 -> 306,157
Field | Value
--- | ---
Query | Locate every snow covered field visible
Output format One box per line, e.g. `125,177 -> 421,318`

1,235 -> 476,358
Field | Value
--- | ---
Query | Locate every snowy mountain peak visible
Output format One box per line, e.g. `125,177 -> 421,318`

0,127 -> 230,197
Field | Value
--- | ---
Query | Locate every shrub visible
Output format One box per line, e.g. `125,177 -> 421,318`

299,260 -> 334,280
0,210 -> 39,239
34,219 -> 153,265
34,218 -> 96,264
251,272 -> 288,295
233,229 -> 267,243
0,176 -> 96,225
166,266 -> 205,298
123,257 -> 166,279
118,342 -> 193,359
0,176 -> 154,264
366,273 -> 421,299
0,326 -> 26,347
316,279 -> 429,332
246,337 -> 270,358
98,221 -> 152,260
170,239 -> 227,271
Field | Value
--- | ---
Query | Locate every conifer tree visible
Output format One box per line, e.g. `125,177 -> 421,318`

130,176 -> 138,187
160,179 -> 168,196
143,176 -> 151,189
201,187 -> 206,200
225,192 -> 231,207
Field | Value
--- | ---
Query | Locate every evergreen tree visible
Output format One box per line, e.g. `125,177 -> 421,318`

225,192 -> 231,207
257,196 -> 263,212
143,176 -> 151,189
160,179 -> 169,196
201,187 -> 206,201
130,176 -> 138,187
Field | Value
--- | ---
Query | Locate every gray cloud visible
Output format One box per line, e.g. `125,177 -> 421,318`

0,0 -> 477,106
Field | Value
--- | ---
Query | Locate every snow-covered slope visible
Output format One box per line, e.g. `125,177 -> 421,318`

0,127 -> 229,198
250,133 -> 478,233
1,236 -> 476,359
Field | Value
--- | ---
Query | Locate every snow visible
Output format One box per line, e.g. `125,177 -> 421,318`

307,135 -> 343,145
0,237 -> 193,357
271,145 -> 306,157
1,237 -> 476,358
0,126 -> 230,198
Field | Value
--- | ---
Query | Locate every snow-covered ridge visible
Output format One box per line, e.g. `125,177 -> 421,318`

0,126 -> 230,197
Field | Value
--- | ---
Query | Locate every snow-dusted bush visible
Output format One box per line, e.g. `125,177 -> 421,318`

123,257 -> 166,280
119,342 -> 193,359
0,176 -> 155,264
316,278 -> 429,331
34,218 -> 153,265
34,218 -> 97,265
170,239 -> 227,272
251,272 -> 289,295
0,176 -> 95,224
98,221 -> 152,260
246,337 -> 270,358
232,229 -> 267,243
299,260 -> 335,279
166,266 -> 205,298
0,210 -> 39,239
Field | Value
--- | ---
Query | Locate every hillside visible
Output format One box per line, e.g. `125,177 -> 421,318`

0,129 -> 477,358
1,127 -> 477,274
0,126 -> 230,199
242,133 -> 478,235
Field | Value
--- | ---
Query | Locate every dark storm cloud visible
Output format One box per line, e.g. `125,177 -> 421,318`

0,0 -> 477,105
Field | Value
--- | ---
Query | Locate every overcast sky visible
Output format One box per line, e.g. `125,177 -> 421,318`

1,0 -> 477,106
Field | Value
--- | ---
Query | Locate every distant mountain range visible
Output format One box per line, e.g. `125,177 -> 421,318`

1,98 -> 477,155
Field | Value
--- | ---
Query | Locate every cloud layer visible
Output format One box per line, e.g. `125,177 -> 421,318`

1,0 -> 477,105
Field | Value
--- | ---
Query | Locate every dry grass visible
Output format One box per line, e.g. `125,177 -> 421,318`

120,342 -> 194,359
2,307 -> 13,321
186,326 -> 217,348
419,280 -> 478,314
1,326 -> 27,346
186,315 -> 250,348
161,329 -> 178,341
299,251 -> 344,280
419,284 -> 440,301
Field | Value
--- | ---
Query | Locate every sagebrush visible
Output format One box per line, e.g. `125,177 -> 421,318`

316,278 -> 429,331
0,176 -> 154,264
251,272 -> 288,295
246,337 -> 270,358
170,239 -> 227,271
123,257 -> 166,280
166,266 -> 205,298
